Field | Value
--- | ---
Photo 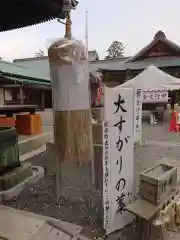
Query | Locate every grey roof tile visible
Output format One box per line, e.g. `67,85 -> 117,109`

0,60 -> 50,81
90,57 -> 180,72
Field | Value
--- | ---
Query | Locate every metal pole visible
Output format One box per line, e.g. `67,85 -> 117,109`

52,68 -> 61,201
85,11 -> 88,58
85,10 -> 95,187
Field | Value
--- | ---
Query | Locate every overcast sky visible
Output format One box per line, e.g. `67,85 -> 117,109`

0,0 -> 180,61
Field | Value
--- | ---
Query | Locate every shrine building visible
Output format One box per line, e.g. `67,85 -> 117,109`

0,0 -> 78,110
11,30 -> 180,106
89,30 -> 180,87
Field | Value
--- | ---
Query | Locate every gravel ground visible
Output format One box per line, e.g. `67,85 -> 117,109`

2,150 -> 103,232
3,122 -> 180,239
142,122 -> 180,142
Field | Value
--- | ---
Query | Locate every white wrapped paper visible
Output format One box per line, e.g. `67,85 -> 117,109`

48,38 -> 89,111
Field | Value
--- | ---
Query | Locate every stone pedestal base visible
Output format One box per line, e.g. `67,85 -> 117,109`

0,162 -> 32,191
0,164 -> 44,201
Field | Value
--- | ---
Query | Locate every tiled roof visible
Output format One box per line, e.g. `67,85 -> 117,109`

126,31 -> 180,62
0,60 -> 50,83
14,55 -> 180,80
14,57 -> 50,80
89,58 -> 129,72
97,57 -> 180,72
14,56 -> 49,62
0,0 -> 78,32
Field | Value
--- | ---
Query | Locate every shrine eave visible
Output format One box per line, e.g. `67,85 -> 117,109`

97,57 -> 180,73
0,0 -> 70,32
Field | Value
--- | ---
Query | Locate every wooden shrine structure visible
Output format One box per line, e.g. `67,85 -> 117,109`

0,61 -> 52,109
97,31 -> 180,87
0,1 -> 79,110
0,0 -> 78,32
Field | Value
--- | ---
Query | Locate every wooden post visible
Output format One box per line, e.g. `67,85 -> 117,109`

48,13 -> 94,198
19,85 -> 24,105
64,12 -> 71,39
126,69 -> 131,81
41,91 -> 45,109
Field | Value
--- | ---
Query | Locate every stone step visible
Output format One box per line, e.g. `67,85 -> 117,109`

18,131 -> 53,156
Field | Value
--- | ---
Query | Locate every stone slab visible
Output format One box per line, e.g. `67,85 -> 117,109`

0,206 -> 45,240
30,222 -> 72,240
0,206 -> 89,240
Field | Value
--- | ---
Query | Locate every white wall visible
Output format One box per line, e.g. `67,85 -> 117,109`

4,89 -> 12,101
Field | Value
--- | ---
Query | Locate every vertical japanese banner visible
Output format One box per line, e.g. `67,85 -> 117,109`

103,87 -> 134,234
103,121 -> 111,231
133,88 -> 143,143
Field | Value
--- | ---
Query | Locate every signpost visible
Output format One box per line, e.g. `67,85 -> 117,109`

134,89 -> 143,143
103,87 -> 134,234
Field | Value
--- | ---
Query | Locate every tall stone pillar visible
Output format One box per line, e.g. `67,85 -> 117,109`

48,14 -> 94,199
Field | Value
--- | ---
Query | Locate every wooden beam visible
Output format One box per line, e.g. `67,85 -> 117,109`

41,91 -> 45,109
25,84 -> 51,90
0,84 -> 21,88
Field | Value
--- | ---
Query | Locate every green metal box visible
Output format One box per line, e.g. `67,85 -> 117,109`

0,127 -> 20,174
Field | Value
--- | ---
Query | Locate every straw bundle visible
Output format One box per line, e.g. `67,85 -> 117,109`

54,109 -> 92,163
48,33 -> 93,164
